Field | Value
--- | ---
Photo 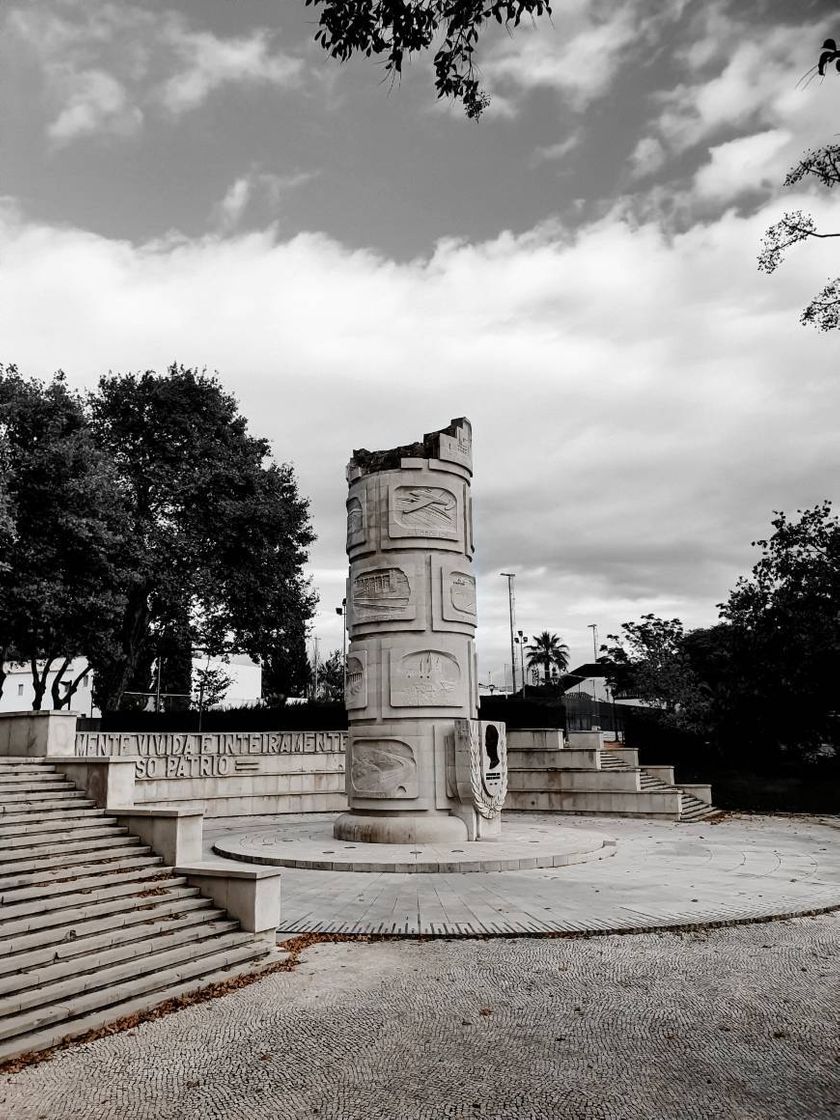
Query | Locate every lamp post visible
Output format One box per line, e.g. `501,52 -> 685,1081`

517,630 -> 528,699
335,599 -> 347,693
501,572 -> 517,695
587,623 -> 599,662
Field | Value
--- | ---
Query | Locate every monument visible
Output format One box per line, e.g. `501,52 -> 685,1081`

333,417 -> 507,845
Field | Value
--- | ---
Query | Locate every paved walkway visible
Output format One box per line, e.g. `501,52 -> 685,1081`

3,915 -> 839,1119
204,812 -> 840,936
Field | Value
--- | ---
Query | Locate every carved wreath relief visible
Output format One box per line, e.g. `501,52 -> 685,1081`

454,719 -> 508,819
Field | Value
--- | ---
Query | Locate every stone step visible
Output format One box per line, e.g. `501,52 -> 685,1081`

0,916 -> 241,998
0,773 -> 69,786
505,788 -> 682,818
0,834 -> 143,870
0,852 -> 163,893
3,893 -> 216,957
0,839 -> 150,878
1,929 -> 258,1019
0,816 -> 119,841
0,881 -> 199,938
0,793 -> 97,811
0,904 -> 227,977
0,863 -> 177,909
0,799 -> 98,818
0,807 -> 109,829
0,940 -> 274,1063
0,825 -> 129,854
0,936 -> 269,1048
0,781 -> 78,796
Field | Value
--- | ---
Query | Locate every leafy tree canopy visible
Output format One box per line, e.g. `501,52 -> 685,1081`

87,365 -> 317,711
0,366 -> 130,709
318,649 -> 346,703
305,0 -> 552,119
601,615 -> 711,735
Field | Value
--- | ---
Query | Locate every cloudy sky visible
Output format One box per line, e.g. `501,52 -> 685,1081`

2,0 -> 839,687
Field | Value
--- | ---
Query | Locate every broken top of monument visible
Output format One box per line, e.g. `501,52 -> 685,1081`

347,417 -> 472,478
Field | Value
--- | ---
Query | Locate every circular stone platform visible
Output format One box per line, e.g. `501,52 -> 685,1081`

212,816 -> 616,873
205,812 -> 840,937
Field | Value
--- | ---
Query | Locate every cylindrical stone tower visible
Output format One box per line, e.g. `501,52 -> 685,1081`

334,417 -> 503,845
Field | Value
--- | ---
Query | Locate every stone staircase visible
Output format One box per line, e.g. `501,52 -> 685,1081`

0,757 -> 275,1064
598,750 -> 721,822
505,742 -> 721,822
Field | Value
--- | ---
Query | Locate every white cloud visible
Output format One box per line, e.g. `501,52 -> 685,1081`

158,26 -> 303,115
693,129 -> 792,201
629,136 -> 667,179
2,197 -> 838,673
47,69 -> 142,142
4,1 -> 305,144
481,0 -> 689,114
213,169 -> 319,231
216,177 -> 253,233
642,7 -> 840,206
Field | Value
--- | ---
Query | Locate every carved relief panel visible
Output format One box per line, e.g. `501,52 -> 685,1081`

344,650 -> 368,711
384,475 -> 465,550
350,738 -> 418,799
389,648 -> 463,708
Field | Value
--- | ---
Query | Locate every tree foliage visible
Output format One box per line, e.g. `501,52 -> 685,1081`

525,630 -> 569,684
318,649 -> 346,703
87,366 -> 317,711
305,0 -> 552,119
608,503 -> 840,764
0,367 -> 130,709
717,501 -> 840,756
601,615 -> 711,735
192,663 -> 234,711
758,145 -> 840,330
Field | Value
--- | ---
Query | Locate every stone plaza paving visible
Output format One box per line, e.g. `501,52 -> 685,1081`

2,912 -> 838,1119
205,812 -> 840,936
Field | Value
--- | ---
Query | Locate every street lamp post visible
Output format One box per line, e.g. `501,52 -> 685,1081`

587,623 -> 599,662
335,599 -> 347,694
501,572 -> 517,695
517,630 -> 527,699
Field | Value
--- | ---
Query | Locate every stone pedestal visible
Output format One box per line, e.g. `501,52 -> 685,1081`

334,418 -> 506,844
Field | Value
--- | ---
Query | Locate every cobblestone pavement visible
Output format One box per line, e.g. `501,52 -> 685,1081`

3,915 -> 839,1119
204,813 -> 840,935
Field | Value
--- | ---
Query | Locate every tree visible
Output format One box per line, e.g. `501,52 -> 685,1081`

525,631 -> 570,686
192,663 -> 234,712
305,0 -> 552,119
261,621 -> 312,701
318,649 -> 346,702
758,144 -> 840,330
718,501 -> 840,756
601,615 -> 711,734
0,367 -> 129,709
86,365 -> 317,711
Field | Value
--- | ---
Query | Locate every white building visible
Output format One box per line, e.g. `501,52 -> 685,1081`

0,655 -> 262,714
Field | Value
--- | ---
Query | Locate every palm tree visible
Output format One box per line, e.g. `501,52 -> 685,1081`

525,632 -> 570,687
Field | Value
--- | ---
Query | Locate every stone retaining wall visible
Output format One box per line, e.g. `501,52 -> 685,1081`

73,730 -> 348,818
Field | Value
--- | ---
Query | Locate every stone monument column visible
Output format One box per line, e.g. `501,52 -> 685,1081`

334,418 -> 505,845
